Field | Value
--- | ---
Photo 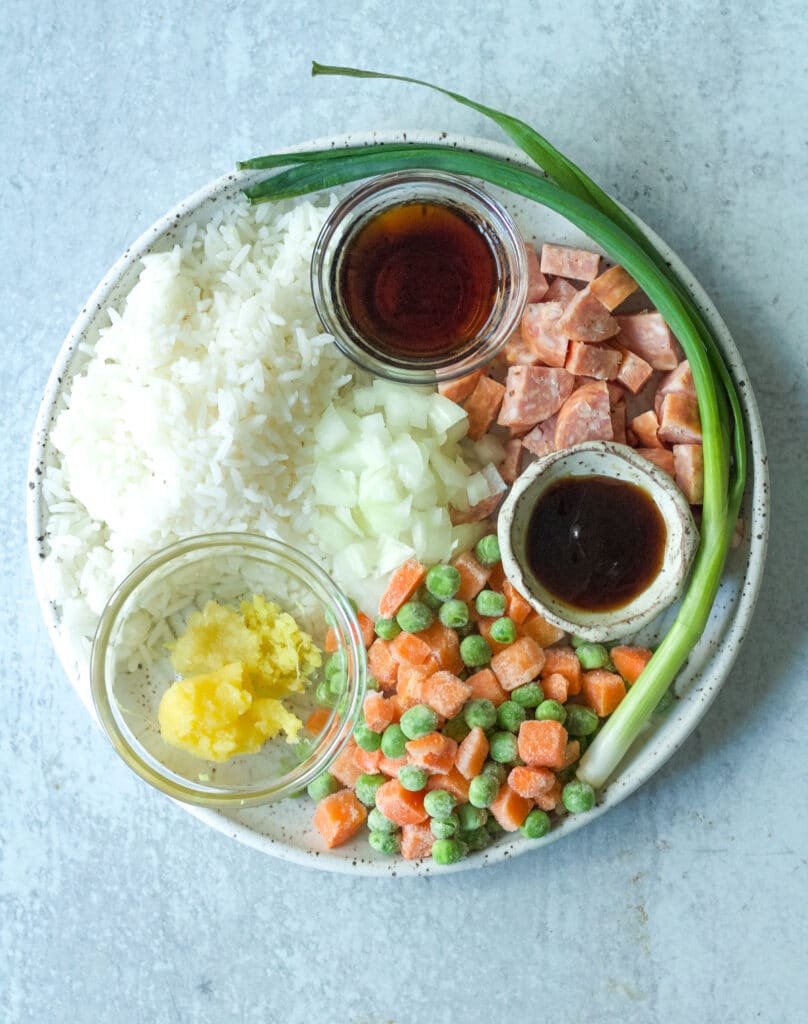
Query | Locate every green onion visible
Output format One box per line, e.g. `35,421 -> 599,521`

238,64 -> 746,791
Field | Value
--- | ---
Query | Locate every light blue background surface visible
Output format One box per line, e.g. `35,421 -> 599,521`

3,2 -> 806,1021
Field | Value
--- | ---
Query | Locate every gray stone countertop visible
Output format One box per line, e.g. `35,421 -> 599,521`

2,1 -> 806,1021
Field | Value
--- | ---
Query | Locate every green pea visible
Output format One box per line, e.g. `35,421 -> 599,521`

468,773 -> 500,808
475,590 -> 507,618
439,599 -> 469,630
431,838 -> 468,865
565,705 -> 599,737
315,680 -> 335,707
327,670 -> 347,698
306,772 -> 340,801
425,564 -> 461,601
457,804 -> 488,831
353,720 -> 382,752
398,764 -> 429,791
475,534 -> 501,566
375,617 -> 401,640
463,826 -> 492,851
570,635 -> 588,649
511,682 -> 544,708
460,634 -> 492,668
380,723 -> 407,759
399,704 -> 438,740
420,589 -> 444,611
325,650 -> 348,681
464,698 -> 497,731
562,780 -> 596,813
442,713 -> 471,743
489,616 -> 517,644
430,814 -> 460,839
535,699 -> 567,724
396,601 -> 434,634
496,700 -> 526,733
489,731 -> 519,764
369,830 -> 401,855
576,643 -> 610,670
486,816 -> 506,837
423,789 -> 457,820
355,773 -> 386,807
366,675 -> 380,691
367,807 -> 397,833
520,808 -> 551,839
294,738 -> 314,762
480,760 -> 506,785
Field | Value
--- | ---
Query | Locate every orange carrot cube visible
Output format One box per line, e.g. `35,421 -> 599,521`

374,779 -> 429,826
465,668 -> 508,707
329,737 -> 363,788
562,740 -> 581,769
367,638 -> 399,691
390,630 -> 438,669
455,726 -> 490,780
362,691 -> 395,733
535,779 -> 563,812
517,719 -> 568,769
582,670 -> 626,717
541,671 -> 569,704
405,732 -> 458,775
477,617 -> 511,656
305,706 -> 331,735
490,636 -> 546,691
353,746 -> 383,774
437,368 -> 485,404
400,821 -> 434,860
378,559 -> 427,619
421,670 -> 473,719
502,580 -> 533,625
489,783 -> 532,831
396,664 -> 432,710
452,551 -> 491,602
464,374 -> 506,440
418,621 -> 464,675
518,612 -> 566,647
541,646 -> 582,694
313,789 -> 367,848
356,612 -> 376,649
378,753 -> 408,777
325,626 -> 339,653
425,765 -> 470,803
507,765 -> 555,799
610,645 -> 653,684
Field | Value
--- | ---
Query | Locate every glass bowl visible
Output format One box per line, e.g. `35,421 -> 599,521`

310,170 -> 528,384
90,533 -> 367,807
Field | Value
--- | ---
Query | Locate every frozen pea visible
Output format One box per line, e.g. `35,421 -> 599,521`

423,789 -> 457,820
425,564 -> 461,601
442,713 -> 471,743
489,731 -> 519,764
562,780 -> 596,813
421,589 -> 444,611
464,827 -> 492,851
535,699 -> 567,724
374,617 -> 401,640
475,534 -> 501,566
366,676 -> 380,691
430,814 -> 460,840
369,830 -> 401,855
475,590 -> 507,618
431,838 -> 468,865
511,682 -> 544,708
380,723 -> 407,759
565,705 -> 599,737
489,616 -> 517,644
399,704 -> 438,740
439,599 -> 469,630
396,601 -> 434,634
486,817 -> 506,837
325,650 -> 348,681
457,804 -> 488,831
480,760 -> 506,785
576,643 -> 610,670
398,764 -> 429,791
315,680 -> 335,708
355,773 -> 386,807
468,773 -> 500,808
520,808 -> 552,839
464,698 -> 497,731
496,700 -> 526,733
460,634 -> 492,668
306,772 -> 340,801
353,720 -> 382,752
367,807 -> 397,833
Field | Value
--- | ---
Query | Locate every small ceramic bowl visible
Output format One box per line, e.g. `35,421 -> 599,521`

90,533 -> 367,807
498,442 -> 699,642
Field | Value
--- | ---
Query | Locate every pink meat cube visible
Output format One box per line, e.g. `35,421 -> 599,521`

525,245 -> 550,303
615,313 -> 682,370
520,302 -> 569,367
498,438 -> 524,484
501,334 -> 543,366
658,393 -> 702,445
558,288 -> 620,342
521,415 -> 558,457
497,366 -> 575,428
464,375 -> 505,441
565,340 -> 622,380
612,346 -> 654,394
540,243 -> 601,282
673,444 -> 705,504
657,360 -> 696,400
630,410 -> 664,449
636,448 -> 675,476
589,264 -> 639,311
554,380 -> 613,448
542,277 -> 579,306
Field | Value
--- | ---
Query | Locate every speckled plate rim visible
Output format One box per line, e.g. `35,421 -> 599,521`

27,129 -> 769,876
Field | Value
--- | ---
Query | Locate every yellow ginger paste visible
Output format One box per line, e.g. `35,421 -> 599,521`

158,595 -> 322,762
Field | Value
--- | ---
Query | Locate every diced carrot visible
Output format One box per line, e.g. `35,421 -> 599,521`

610,645 -> 653,685
418,621 -> 464,675
437,368 -> 485,404
489,783 -> 532,832
374,779 -> 429,826
507,765 -> 555,799
465,668 -> 508,707
330,738 -> 363,788
362,691 -> 395,733
378,753 -> 408,777
353,746 -> 383,774
305,706 -> 331,735
367,638 -> 399,691
476,617 -> 511,656
396,664 -> 432,709
490,636 -> 546,691
426,765 -> 470,803
502,581 -> 533,625
313,789 -> 368,849
582,670 -> 626,717
517,719 -> 568,769
535,779 -> 563,812
390,630 -> 438,670
487,562 -> 507,593
452,551 -> 491,603
518,612 -> 566,648
563,740 -> 581,769
378,559 -> 427,619
356,612 -> 376,649
386,694 -> 406,723
541,671 -> 569,704
455,726 -> 489,780
541,645 -> 582,695
464,374 -> 506,441
325,626 -> 339,653
421,670 -> 473,719
405,732 -> 458,775
400,821 -> 434,860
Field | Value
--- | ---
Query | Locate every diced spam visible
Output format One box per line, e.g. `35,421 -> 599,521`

674,443 -> 705,503
543,277 -> 579,305
521,415 -> 557,458
520,302 -> 569,367
630,410 -> 663,448
615,313 -> 681,370
438,369 -> 485,404
589,264 -> 638,310
525,245 -> 550,302
498,437 -> 524,485
557,288 -> 620,342
498,365 -> 575,428
540,243 -> 601,282
554,380 -> 613,448
613,346 -> 654,394
657,359 -> 696,400
658,393 -> 702,445
636,448 -> 676,476
565,340 -> 622,379
464,375 -> 506,441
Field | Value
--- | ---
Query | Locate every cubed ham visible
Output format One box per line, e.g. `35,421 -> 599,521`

525,245 -> 550,302
636,448 -> 675,476
543,278 -> 579,306
629,410 -> 663,448
554,380 -> 613,448
565,340 -> 622,380
589,264 -> 638,310
557,288 -> 620,342
658,393 -> 702,445
521,415 -> 557,457
615,313 -> 682,370
657,360 -> 696,400
520,302 -> 569,367
498,438 -> 524,485
464,375 -> 505,441
673,444 -> 705,504
438,369 -> 485,404
497,365 -> 575,428
450,464 -> 507,524
611,346 -> 654,394
501,334 -> 543,366
540,243 -> 601,282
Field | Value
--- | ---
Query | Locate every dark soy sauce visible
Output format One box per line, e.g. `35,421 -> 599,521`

339,201 -> 498,359
526,476 -> 667,612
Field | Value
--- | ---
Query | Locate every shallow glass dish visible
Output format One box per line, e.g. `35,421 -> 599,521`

90,533 -> 367,808
310,169 -> 529,384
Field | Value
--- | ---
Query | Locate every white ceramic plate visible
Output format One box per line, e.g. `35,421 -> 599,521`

27,131 -> 769,875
